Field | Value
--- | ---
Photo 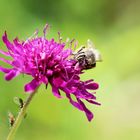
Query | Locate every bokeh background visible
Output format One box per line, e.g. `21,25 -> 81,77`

0,0 -> 140,139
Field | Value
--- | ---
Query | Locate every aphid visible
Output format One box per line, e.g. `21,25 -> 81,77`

73,39 -> 102,69
8,111 -> 15,127
13,97 -> 24,109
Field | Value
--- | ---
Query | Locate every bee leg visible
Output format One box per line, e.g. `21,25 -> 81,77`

77,46 -> 85,53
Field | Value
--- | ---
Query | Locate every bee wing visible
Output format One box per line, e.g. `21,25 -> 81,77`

87,39 -> 102,62
87,39 -> 96,49
93,49 -> 102,62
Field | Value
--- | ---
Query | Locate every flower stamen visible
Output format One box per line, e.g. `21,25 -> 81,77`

43,24 -> 50,38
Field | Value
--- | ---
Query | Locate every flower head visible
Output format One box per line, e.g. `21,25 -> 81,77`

0,24 -> 100,121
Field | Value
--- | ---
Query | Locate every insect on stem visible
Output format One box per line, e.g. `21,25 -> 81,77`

8,112 -> 15,127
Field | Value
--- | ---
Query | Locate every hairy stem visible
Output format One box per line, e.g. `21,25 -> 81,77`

6,88 -> 39,140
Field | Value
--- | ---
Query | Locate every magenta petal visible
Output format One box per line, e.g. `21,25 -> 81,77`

50,79 -> 61,98
24,79 -> 40,93
85,83 -> 99,90
5,70 -> 20,81
52,77 -> 66,87
77,98 -> 94,121
84,79 -> 94,84
0,58 -> 12,65
52,86 -> 62,98
62,49 -> 72,59
12,60 -> 22,68
0,50 -> 10,56
41,77 -> 48,84
66,93 -> 83,111
13,37 -> 21,46
0,66 -> 12,73
86,99 -> 101,106
2,31 -> 14,50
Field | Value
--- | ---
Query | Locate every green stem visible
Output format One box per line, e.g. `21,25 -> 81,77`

6,88 -> 39,140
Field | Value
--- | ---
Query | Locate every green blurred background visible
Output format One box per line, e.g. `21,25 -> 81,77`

0,0 -> 140,139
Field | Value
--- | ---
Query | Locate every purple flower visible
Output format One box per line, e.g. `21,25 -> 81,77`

0,25 -> 100,121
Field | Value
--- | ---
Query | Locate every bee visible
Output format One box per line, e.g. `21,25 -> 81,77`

73,39 -> 102,69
